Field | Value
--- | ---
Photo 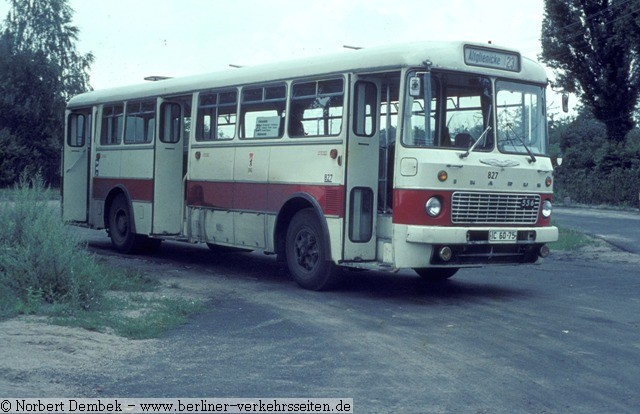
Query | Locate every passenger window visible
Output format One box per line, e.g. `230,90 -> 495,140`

67,112 -> 92,147
160,103 -> 182,143
196,90 -> 237,141
124,100 -> 155,144
353,81 -> 377,137
240,85 -> 286,139
289,78 -> 344,137
100,104 -> 123,145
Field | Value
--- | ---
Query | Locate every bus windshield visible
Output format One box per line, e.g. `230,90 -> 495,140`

403,71 -> 493,151
496,81 -> 548,156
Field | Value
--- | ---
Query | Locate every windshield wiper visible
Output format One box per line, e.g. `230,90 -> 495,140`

459,126 -> 492,159
506,123 -> 536,163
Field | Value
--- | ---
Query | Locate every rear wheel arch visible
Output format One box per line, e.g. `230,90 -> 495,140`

103,185 -> 136,233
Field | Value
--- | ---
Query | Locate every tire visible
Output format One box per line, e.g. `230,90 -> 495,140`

286,209 -> 339,290
108,194 -> 145,254
414,267 -> 459,282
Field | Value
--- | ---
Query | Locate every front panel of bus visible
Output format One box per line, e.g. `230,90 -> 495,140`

392,55 -> 558,269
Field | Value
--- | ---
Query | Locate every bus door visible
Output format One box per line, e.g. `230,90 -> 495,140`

343,76 -> 381,261
62,108 -> 92,223
152,96 -> 191,235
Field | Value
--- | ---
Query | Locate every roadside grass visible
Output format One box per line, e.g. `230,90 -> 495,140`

50,291 -> 205,340
551,222 -> 596,251
0,174 -> 204,339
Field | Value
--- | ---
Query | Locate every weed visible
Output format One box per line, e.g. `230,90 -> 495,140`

551,223 -> 595,251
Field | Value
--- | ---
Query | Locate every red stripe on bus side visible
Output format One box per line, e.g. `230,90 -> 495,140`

186,181 -> 345,217
93,177 -> 154,202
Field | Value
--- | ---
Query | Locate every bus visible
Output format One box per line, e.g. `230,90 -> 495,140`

63,41 -> 559,290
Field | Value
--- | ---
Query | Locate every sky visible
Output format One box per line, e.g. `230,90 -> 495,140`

0,0 -> 564,111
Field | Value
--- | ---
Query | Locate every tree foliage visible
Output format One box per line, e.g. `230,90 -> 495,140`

550,109 -> 640,205
2,0 -> 93,99
0,0 -> 92,186
540,0 -> 640,144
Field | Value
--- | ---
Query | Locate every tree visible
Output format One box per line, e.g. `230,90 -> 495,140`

0,35 -> 64,186
540,0 -> 640,145
0,0 -> 92,185
2,0 -> 93,100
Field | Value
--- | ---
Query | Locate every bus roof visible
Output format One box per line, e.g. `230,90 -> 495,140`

67,41 -> 548,108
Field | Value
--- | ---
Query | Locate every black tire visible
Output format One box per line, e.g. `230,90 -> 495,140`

286,209 -> 339,290
108,194 -> 145,254
414,267 -> 459,282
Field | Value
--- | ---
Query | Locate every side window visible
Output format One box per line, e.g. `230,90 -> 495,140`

100,104 -> 123,145
240,84 -> 286,139
289,78 -> 344,137
67,111 -> 92,147
353,81 -> 377,137
349,187 -> 374,242
124,100 -> 155,144
196,90 -> 237,141
160,103 -> 182,144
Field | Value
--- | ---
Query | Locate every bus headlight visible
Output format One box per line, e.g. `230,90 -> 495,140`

541,200 -> 552,218
425,197 -> 442,217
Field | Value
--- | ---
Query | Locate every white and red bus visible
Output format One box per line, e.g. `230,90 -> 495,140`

63,41 -> 558,290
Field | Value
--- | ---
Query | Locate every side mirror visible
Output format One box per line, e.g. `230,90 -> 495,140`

561,93 -> 569,113
409,76 -> 421,98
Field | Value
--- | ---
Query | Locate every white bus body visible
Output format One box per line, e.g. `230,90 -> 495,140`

63,41 -> 559,290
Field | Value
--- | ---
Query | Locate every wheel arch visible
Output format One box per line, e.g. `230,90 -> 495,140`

274,192 -> 332,263
103,185 -> 137,234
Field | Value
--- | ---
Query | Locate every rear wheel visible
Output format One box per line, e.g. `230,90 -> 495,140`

108,194 -> 145,254
286,209 -> 339,290
414,267 -> 459,282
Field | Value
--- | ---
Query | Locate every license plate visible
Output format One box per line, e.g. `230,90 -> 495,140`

489,230 -> 518,243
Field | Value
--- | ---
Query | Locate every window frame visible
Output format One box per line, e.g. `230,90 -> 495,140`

289,77 -> 344,138
124,99 -> 156,145
100,104 -> 124,146
195,89 -> 238,142
240,83 -> 287,140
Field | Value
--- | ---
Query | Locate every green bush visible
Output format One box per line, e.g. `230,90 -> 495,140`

0,173 -> 106,317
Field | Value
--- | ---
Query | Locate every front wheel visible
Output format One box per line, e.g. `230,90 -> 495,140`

414,267 -> 459,282
286,209 -> 339,290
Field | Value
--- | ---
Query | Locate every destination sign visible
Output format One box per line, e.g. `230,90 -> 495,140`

464,45 -> 520,72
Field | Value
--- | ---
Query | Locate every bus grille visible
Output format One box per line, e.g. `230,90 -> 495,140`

451,192 -> 540,224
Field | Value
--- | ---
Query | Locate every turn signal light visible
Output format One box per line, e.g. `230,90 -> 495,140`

438,170 -> 448,182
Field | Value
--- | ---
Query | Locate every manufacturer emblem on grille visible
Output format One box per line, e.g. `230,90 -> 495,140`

479,159 -> 520,167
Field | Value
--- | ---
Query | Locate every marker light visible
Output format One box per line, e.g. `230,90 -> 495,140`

438,170 -> 448,182
541,200 -> 552,218
546,176 -> 552,187
425,197 -> 442,217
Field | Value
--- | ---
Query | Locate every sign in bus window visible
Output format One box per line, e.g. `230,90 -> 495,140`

290,78 -> 344,138
254,116 -> 281,138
